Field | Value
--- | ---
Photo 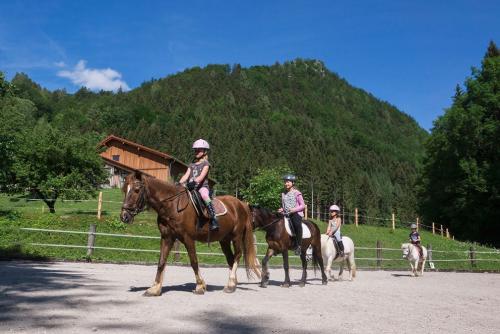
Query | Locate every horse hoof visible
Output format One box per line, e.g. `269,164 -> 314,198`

260,282 -> 268,288
143,287 -> 161,297
223,286 -> 236,293
280,283 -> 290,288
299,282 -> 306,288
193,288 -> 205,295
322,280 -> 328,285
143,290 -> 161,297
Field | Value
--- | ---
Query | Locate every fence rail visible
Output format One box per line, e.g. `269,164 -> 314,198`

12,225 -> 500,269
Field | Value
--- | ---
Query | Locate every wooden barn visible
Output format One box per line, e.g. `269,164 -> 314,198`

98,135 -> 214,188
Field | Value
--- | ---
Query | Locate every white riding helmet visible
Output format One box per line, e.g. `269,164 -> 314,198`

410,223 -> 417,229
192,139 -> 210,150
329,205 -> 340,212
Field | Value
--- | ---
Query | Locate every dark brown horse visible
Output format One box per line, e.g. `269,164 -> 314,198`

120,171 -> 260,295
250,206 -> 327,287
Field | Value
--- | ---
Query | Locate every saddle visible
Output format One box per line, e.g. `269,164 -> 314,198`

187,190 -> 227,226
284,218 -> 312,238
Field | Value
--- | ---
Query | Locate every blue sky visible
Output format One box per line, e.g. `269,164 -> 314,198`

0,1 -> 498,131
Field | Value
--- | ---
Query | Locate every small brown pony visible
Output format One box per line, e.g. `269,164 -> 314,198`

120,171 -> 260,296
250,206 -> 328,287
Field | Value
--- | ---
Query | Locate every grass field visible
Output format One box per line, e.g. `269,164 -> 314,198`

1,189 -> 499,271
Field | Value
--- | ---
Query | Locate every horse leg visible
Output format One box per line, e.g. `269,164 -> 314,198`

220,240 -> 236,284
313,241 -> 328,285
299,251 -> 307,287
260,248 -> 274,288
144,233 -> 175,297
223,238 -> 243,293
338,261 -> 344,281
184,238 -> 207,294
346,256 -> 352,281
421,259 -> 426,276
281,251 -> 291,288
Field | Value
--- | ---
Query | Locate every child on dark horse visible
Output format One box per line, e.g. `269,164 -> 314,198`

278,174 -> 305,256
326,204 -> 344,257
409,223 -> 423,257
179,139 -> 219,231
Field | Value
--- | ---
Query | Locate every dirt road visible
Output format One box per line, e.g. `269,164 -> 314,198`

1,261 -> 499,333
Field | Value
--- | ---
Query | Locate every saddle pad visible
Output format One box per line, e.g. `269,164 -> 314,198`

284,218 -> 311,238
187,191 -> 227,217
212,198 -> 227,217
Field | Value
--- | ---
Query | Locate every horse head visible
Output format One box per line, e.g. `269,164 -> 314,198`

249,205 -> 281,230
401,243 -> 411,259
120,170 -> 149,224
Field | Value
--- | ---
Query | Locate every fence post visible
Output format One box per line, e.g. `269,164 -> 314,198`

376,240 -> 382,268
355,208 -> 358,227
469,246 -> 476,268
316,199 -> 320,220
173,240 -> 181,262
446,228 -> 450,239
416,217 -> 419,231
86,224 -> 97,258
97,191 -> 103,220
391,213 -> 395,230
432,222 -> 435,235
440,225 -> 444,237
305,205 -> 308,220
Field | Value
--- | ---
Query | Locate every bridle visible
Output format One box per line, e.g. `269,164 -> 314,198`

121,180 -> 148,217
251,208 -> 283,231
122,179 -> 189,218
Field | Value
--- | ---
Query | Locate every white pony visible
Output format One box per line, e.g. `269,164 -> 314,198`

401,243 -> 427,276
320,234 -> 356,281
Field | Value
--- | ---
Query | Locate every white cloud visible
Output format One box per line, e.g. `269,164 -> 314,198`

57,60 -> 130,92
54,61 -> 66,68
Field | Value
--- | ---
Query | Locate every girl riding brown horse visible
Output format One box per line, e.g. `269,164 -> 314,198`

120,170 -> 260,296
250,205 -> 328,288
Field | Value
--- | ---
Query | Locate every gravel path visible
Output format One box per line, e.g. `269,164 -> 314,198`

1,261 -> 499,333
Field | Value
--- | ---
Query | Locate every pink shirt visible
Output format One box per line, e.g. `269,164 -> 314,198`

281,189 -> 305,217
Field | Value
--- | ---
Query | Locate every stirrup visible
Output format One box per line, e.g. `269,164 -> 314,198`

209,219 -> 219,231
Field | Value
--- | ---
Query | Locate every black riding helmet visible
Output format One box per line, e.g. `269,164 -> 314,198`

282,174 -> 296,183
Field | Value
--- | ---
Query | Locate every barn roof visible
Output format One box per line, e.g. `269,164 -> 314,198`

99,134 -> 217,184
99,134 -> 186,166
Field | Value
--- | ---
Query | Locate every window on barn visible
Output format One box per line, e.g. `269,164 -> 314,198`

112,155 -> 120,161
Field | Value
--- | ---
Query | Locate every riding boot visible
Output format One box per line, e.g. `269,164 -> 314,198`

206,202 -> 219,231
292,216 -> 303,256
338,239 -> 345,257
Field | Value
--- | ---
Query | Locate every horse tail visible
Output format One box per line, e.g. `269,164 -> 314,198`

309,221 -> 321,275
350,249 -> 357,279
242,204 -> 261,279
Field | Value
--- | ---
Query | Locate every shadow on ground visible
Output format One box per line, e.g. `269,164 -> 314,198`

0,261 -> 140,332
176,310 -> 322,334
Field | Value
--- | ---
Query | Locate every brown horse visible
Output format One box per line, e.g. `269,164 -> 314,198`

120,171 -> 260,296
250,206 -> 328,287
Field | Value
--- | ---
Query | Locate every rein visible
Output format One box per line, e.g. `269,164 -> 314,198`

252,210 -> 283,231
122,180 -> 188,217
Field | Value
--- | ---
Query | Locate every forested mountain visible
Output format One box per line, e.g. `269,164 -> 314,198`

1,59 -> 428,221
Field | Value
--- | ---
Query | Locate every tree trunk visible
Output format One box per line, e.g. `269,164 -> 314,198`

36,190 -> 57,213
43,199 -> 56,213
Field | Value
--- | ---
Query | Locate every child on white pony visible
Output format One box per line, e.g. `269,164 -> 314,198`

321,234 -> 356,281
322,205 -> 356,281
326,205 -> 344,256
401,242 -> 427,276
